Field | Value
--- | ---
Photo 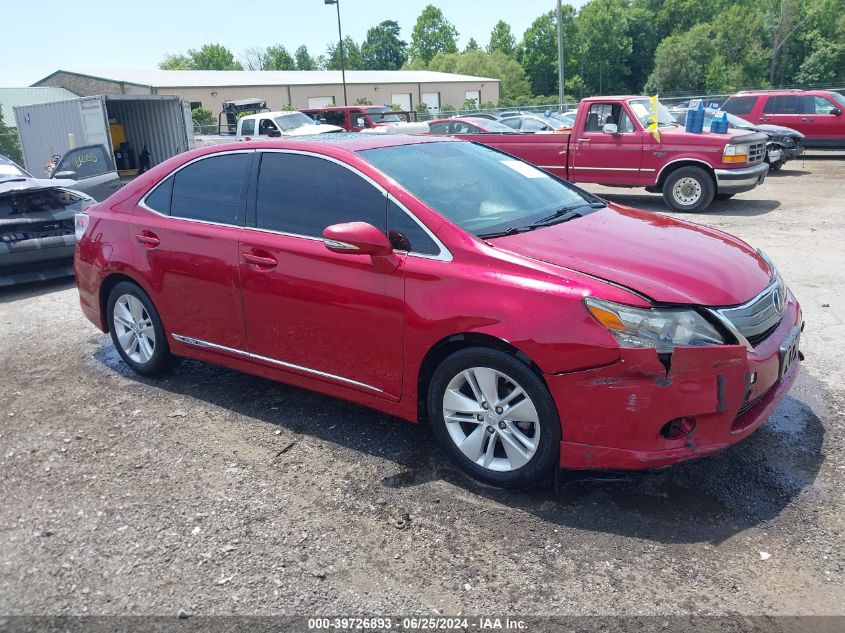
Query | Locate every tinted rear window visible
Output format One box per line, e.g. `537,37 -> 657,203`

763,95 -> 803,114
721,96 -> 758,116
169,153 -> 250,224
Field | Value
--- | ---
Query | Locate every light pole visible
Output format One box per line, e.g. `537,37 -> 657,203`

324,0 -> 348,106
556,0 -> 565,110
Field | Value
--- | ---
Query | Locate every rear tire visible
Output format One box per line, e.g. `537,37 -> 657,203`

662,166 -> 715,212
427,348 -> 561,489
107,281 -> 174,376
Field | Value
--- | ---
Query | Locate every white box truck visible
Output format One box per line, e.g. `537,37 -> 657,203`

14,94 -> 195,200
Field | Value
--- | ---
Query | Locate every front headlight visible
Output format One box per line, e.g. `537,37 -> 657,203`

723,144 -> 748,163
585,297 -> 725,353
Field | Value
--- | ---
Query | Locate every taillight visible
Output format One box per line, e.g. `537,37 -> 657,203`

74,212 -> 91,240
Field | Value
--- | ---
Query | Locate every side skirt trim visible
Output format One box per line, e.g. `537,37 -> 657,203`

171,333 -> 384,394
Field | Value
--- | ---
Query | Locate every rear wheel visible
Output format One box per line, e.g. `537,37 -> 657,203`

662,166 -> 715,212
107,281 -> 174,376
427,348 -> 560,488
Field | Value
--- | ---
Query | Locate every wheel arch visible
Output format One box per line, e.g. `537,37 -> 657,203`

98,272 -> 152,334
656,159 -> 717,188
416,332 -> 546,423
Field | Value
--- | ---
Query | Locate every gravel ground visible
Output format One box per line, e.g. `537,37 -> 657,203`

1,153 -> 843,617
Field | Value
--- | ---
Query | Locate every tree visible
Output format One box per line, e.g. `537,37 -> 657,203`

361,20 -> 407,70
191,107 -> 216,134
428,49 -> 530,102
575,0 -> 632,94
487,20 -> 516,57
295,45 -> 318,70
645,24 -> 715,93
326,37 -> 364,70
243,45 -> 296,70
0,109 -> 23,166
159,44 -> 242,70
519,11 -> 559,97
409,5 -> 458,64
768,0 -> 803,84
464,38 -> 479,53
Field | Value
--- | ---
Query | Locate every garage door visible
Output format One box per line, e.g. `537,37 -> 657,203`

307,96 -> 335,108
421,92 -> 440,115
465,91 -> 481,107
391,93 -> 412,111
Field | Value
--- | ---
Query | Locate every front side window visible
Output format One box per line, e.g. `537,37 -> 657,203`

358,141 -> 600,237
168,153 -> 250,224
256,153 -> 387,238
55,146 -> 112,179
428,121 -> 451,134
324,111 -> 347,127
258,119 -> 279,135
388,200 -> 439,255
809,95 -> 837,115
721,96 -> 757,116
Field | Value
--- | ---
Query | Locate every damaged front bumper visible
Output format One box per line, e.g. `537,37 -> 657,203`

546,297 -> 803,470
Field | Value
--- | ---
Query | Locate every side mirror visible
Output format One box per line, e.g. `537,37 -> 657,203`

323,222 -> 393,256
602,123 -> 618,135
831,108 -> 842,117
54,170 -> 78,180
268,128 -> 282,137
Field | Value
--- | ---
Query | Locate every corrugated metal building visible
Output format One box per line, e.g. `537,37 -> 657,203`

34,69 -> 500,115
0,87 -> 79,127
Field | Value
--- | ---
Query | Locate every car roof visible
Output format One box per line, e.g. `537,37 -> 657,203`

198,133 -> 456,156
733,89 -> 833,96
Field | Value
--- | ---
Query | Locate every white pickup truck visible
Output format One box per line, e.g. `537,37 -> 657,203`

195,111 -> 343,147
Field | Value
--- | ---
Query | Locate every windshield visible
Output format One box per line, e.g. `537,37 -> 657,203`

0,155 -> 30,181
628,98 -> 676,127
358,141 -> 601,237
274,112 -> 315,131
828,92 -> 845,109
467,118 -> 516,132
365,107 -> 404,123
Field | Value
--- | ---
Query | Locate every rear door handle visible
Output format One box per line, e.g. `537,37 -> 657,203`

242,251 -> 277,269
577,137 -> 591,142
136,231 -> 160,248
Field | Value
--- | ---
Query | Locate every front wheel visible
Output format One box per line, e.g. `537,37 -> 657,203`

427,348 -> 561,488
662,166 -> 715,212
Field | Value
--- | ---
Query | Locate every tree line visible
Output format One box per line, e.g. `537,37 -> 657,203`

161,0 -> 845,105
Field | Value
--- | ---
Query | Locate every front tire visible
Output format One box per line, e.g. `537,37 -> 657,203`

427,348 -> 561,488
107,281 -> 174,376
662,166 -> 715,212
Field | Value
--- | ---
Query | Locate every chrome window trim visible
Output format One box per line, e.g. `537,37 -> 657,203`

171,334 -> 384,394
386,193 -> 452,262
137,148 -> 255,227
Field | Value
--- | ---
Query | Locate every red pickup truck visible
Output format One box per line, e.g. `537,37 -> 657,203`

447,96 -> 770,212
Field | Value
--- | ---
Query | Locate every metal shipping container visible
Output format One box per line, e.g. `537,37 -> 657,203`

14,95 -> 194,176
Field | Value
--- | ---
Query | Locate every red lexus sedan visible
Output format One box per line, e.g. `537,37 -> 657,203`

74,135 -> 803,488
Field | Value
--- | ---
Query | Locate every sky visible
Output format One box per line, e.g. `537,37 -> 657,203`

2,0 -> 588,87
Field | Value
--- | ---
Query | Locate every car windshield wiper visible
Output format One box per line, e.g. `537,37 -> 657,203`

528,201 -> 605,228
477,201 -> 605,240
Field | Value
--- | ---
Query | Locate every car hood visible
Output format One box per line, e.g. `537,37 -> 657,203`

752,123 -> 805,139
284,124 -> 344,136
0,177 -> 77,197
491,204 -> 771,306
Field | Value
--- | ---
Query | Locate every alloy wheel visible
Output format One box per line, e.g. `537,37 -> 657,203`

112,294 -> 156,364
441,367 -> 540,472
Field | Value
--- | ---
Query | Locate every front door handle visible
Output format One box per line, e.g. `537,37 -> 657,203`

577,137 -> 591,142
800,117 -> 813,122
759,117 -> 769,123
242,252 -> 277,269
136,231 -> 160,248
